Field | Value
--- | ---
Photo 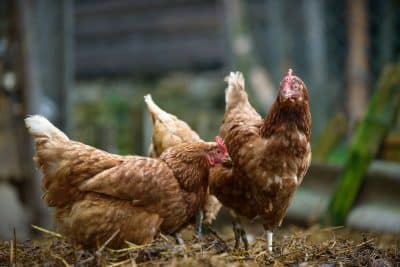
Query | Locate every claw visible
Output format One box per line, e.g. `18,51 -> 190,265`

174,233 -> 184,245
203,223 -> 230,252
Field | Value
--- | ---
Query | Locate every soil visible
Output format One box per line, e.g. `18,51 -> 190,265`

0,225 -> 399,266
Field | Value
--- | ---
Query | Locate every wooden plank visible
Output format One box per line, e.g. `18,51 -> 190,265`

76,36 -> 224,75
346,204 -> 400,233
289,160 -> 400,230
15,0 -> 74,228
380,132 -> 400,162
346,0 -> 369,128
36,0 -> 74,132
76,32 -> 221,50
74,1 -> 224,75
375,1 -> 396,82
303,0 -> 329,136
324,64 -> 400,226
75,0 -> 213,16
0,97 -> 22,179
383,132 -> 400,147
0,0 -> 10,35
76,5 -> 219,38
16,0 -> 48,228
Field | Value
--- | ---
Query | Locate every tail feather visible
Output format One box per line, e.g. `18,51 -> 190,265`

25,115 -> 68,140
144,94 -> 175,123
25,115 -> 69,179
224,72 -> 248,109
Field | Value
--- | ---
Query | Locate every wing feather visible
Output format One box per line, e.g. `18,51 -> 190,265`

79,156 -> 175,206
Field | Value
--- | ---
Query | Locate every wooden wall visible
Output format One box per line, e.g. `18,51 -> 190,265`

75,0 -> 226,76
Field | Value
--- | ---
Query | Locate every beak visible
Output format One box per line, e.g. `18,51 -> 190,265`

281,89 -> 300,100
223,154 -> 232,164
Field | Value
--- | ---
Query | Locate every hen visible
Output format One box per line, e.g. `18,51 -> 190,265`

211,69 -> 311,252
25,115 -> 228,248
144,94 -> 222,238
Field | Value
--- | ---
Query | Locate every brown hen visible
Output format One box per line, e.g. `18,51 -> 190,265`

210,69 -> 311,252
144,95 -> 222,239
25,115 -> 228,248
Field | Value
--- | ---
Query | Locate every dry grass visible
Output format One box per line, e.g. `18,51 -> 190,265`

0,225 -> 399,266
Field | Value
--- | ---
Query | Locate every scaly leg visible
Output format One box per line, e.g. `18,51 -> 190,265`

232,218 -> 249,250
232,220 -> 241,249
265,230 -> 273,253
240,226 -> 249,250
194,208 -> 204,240
174,233 -> 184,245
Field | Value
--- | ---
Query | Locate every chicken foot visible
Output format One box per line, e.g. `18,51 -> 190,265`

203,223 -> 230,252
174,233 -> 185,245
232,218 -> 249,250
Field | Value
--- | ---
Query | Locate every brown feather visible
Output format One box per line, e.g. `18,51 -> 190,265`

212,71 -> 312,231
26,116 -> 225,248
145,95 -> 222,224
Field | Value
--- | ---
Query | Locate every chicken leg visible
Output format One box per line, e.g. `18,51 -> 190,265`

265,230 -> 273,253
194,208 -> 204,239
232,218 -> 249,250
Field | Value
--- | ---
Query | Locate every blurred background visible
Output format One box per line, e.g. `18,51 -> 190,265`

0,0 -> 399,240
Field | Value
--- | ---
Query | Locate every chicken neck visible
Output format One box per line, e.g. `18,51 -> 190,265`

260,101 -> 311,141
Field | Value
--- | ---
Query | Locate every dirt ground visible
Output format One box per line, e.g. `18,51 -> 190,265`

0,225 -> 399,266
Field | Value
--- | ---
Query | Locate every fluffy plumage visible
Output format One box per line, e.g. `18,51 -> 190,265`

25,115 -> 228,248
211,69 -> 312,251
144,94 -> 222,225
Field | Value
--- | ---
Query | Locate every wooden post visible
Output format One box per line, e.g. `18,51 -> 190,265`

346,0 -> 369,131
262,0 -> 286,81
36,0 -> 73,133
16,0 -> 49,228
324,64 -> 400,226
303,0 -> 329,137
16,0 -> 74,228
376,1 -> 395,77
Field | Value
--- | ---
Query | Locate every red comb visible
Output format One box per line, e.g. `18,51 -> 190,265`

283,68 -> 293,90
215,136 -> 228,153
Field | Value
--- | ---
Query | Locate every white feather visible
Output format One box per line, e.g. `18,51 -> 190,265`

144,94 -> 175,123
224,71 -> 244,90
24,115 -> 68,140
224,71 -> 246,107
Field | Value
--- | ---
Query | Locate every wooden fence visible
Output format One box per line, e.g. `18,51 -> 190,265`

75,0 -> 226,75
